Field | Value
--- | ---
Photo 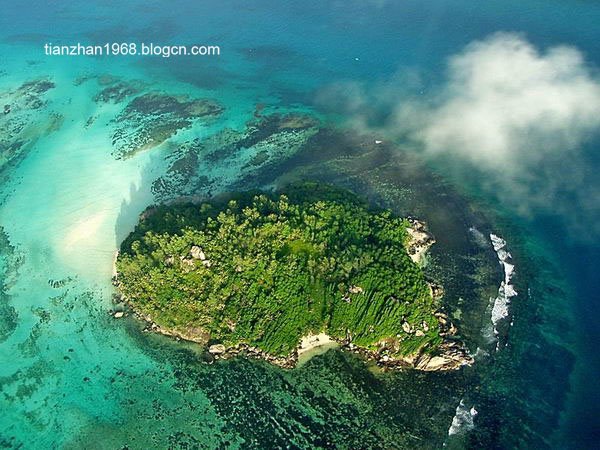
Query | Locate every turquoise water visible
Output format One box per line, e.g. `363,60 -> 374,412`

1,1 -> 599,448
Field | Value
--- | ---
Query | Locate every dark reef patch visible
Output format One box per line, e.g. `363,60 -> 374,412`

0,78 -> 60,181
110,92 -> 224,159
94,81 -> 142,104
151,112 -> 319,201
0,227 -> 22,343
163,61 -> 236,90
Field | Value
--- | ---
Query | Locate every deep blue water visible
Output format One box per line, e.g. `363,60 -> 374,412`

1,0 -> 599,448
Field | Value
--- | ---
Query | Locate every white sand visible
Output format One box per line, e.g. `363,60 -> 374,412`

112,250 -> 119,278
63,211 -> 108,252
58,210 -> 117,281
296,333 -> 339,366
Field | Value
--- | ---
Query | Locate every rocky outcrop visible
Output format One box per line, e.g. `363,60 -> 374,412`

189,245 -> 211,267
337,337 -> 472,372
413,341 -> 473,371
405,218 -> 435,265
334,309 -> 473,372
428,282 -> 445,300
190,245 -> 206,260
208,344 -> 226,354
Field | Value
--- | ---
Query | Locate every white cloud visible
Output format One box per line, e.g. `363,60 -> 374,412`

316,33 -> 600,239
411,33 -> 600,169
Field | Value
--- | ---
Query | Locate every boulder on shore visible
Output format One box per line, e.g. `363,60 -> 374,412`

208,344 -> 226,354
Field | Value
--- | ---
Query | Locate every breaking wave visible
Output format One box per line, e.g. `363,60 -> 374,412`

446,234 -> 517,439
489,234 -> 518,350
448,399 -> 478,436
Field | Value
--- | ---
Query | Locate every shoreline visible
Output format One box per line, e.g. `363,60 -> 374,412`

112,250 -> 119,278
112,301 -> 472,371
296,333 -> 340,366
405,218 -> 436,266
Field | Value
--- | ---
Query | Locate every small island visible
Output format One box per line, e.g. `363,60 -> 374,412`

115,183 -> 471,371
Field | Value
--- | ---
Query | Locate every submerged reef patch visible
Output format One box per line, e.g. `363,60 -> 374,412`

110,92 -> 223,159
151,112 -> 320,201
0,226 -> 22,342
0,78 -> 60,179
94,80 -> 143,104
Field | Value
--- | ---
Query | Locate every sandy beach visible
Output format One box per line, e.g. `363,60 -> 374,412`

296,333 -> 340,366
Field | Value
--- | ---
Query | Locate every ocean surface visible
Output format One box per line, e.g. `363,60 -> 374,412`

1,1 -> 599,448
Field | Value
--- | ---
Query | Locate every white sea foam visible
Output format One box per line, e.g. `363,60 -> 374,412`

448,399 -> 478,436
468,226 -> 488,247
472,347 -> 490,361
489,233 -> 518,349
490,233 -> 506,252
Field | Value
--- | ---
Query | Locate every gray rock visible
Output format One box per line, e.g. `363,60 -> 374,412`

190,245 -> 206,260
208,344 -> 226,354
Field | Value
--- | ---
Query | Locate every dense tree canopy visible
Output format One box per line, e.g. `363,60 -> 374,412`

116,183 -> 442,358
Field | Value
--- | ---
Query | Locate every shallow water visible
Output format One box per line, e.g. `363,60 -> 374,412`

1,1 -> 599,449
